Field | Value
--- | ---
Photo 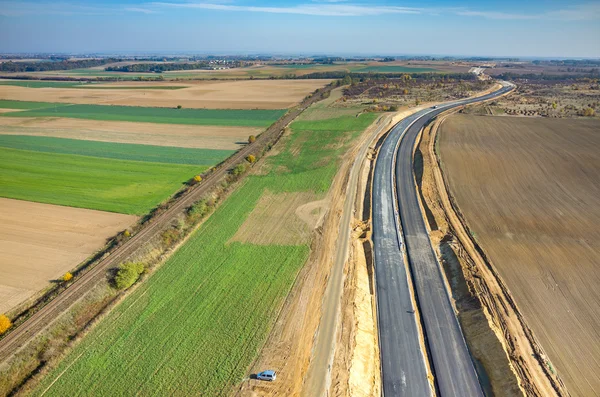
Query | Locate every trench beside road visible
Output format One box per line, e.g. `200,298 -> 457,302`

0,85 -> 334,363
372,82 -> 514,396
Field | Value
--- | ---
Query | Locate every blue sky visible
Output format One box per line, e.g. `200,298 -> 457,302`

1,0 -> 599,57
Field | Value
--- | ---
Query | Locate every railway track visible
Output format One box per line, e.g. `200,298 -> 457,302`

0,84 -> 334,362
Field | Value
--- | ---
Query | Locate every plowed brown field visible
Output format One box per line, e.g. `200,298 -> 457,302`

0,80 -> 328,109
0,198 -> 136,314
439,115 -> 600,397
0,117 -> 255,150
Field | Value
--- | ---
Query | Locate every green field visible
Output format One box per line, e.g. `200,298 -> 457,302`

0,135 -> 233,166
0,99 -> 58,109
0,147 -> 206,214
0,102 -> 286,127
32,110 -> 378,395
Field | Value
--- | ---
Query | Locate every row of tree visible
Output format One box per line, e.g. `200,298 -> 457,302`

105,62 -> 236,73
0,58 -> 119,72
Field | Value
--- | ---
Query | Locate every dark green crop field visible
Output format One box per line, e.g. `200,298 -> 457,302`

0,99 -> 58,109
0,135 -> 233,166
0,147 -> 207,215
0,102 -> 286,127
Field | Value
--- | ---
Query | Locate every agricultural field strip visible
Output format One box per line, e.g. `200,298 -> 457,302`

0,135 -> 233,166
0,198 -> 137,315
0,100 -> 286,127
0,81 -> 185,89
31,112 -> 378,396
0,147 -> 210,215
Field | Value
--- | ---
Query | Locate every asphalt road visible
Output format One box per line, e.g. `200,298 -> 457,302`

372,83 -> 514,396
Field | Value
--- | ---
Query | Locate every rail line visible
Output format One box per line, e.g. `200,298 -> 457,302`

0,84 -> 334,362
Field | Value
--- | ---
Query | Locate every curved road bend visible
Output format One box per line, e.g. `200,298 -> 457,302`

373,82 -> 514,396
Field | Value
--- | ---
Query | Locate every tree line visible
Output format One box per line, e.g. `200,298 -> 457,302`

0,58 -> 120,72
105,62 -> 239,73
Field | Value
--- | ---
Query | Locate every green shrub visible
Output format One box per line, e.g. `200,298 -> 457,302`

231,163 -> 246,177
114,262 -> 145,290
187,199 -> 209,222
161,228 -> 181,247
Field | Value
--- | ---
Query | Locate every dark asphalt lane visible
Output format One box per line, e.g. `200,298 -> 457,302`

373,83 -> 513,397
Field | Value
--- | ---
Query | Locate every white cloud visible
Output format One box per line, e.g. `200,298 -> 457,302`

125,7 -> 157,14
151,2 -> 422,16
1,0 -> 599,21
454,10 -> 534,20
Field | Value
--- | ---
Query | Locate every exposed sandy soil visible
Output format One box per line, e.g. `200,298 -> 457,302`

0,198 -> 136,315
439,115 -> 600,397
231,191 -> 323,245
0,116 -> 255,150
0,80 -> 328,109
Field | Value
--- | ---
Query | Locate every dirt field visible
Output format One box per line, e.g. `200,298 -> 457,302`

0,117 -> 256,150
0,80 -> 328,109
0,198 -> 136,315
439,115 -> 600,397
231,191 -> 324,245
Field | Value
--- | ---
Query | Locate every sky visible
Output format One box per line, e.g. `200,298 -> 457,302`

0,0 -> 599,58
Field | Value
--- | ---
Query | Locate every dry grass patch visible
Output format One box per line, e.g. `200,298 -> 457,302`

0,198 -> 136,314
439,114 -> 600,397
0,117 -> 255,150
230,191 -> 326,245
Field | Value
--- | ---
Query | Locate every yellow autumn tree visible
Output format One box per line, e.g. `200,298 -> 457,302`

62,272 -> 73,282
248,135 -> 256,143
246,155 -> 256,163
0,314 -> 11,335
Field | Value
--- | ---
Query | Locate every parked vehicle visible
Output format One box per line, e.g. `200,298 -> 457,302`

432,105 -> 438,109
257,370 -> 276,381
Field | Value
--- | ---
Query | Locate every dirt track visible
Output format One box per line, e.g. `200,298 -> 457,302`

439,115 -> 600,397
0,83 -> 335,363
